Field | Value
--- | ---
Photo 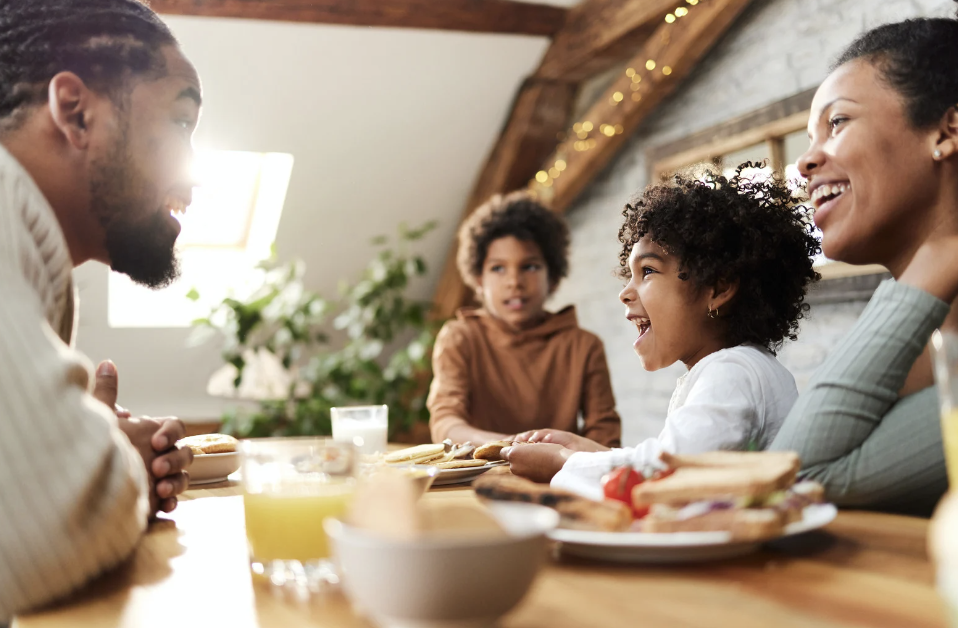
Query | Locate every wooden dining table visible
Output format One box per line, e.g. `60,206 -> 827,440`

15,475 -> 949,628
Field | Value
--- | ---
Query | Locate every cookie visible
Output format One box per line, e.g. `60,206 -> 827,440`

434,459 -> 488,469
384,443 -> 446,464
179,433 -> 238,455
473,440 -> 513,461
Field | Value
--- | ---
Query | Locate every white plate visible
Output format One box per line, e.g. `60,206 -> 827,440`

188,451 -> 241,485
548,503 -> 838,563
430,460 -> 508,486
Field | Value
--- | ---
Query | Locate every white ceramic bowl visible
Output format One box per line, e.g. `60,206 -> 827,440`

325,502 -> 559,628
188,451 -> 241,485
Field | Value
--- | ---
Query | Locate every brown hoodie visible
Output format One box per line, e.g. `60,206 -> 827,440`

427,306 -> 621,447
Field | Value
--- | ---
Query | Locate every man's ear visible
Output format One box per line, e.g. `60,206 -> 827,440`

709,277 -> 739,312
47,72 -> 95,150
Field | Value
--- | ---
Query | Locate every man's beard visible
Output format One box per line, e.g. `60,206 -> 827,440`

89,130 -> 181,290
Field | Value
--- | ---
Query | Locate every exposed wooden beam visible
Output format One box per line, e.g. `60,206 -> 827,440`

531,0 -> 756,212
149,0 -> 569,36
535,0 -> 678,82
433,78 -> 577,320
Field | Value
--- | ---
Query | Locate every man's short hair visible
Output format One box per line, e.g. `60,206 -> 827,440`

0,0 -> 177,130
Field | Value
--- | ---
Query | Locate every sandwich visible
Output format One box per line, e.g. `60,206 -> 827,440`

635,451 -> 823,539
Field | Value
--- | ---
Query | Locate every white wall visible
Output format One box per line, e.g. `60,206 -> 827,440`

548,0 -> 954,445
74,18 -> 552,421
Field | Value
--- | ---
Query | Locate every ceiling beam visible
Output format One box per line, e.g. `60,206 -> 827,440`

433,78 -> 578,320
531,0 -> 755,212
149,0 -> 569,36
534,0 -> 679,82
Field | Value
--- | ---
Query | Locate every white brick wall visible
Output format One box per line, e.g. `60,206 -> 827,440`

549,0 -> 953,445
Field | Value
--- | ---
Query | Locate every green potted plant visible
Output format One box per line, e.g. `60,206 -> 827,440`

190,221 -> 439,439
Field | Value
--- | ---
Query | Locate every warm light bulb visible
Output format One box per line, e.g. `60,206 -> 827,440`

665,13 -> 675,23
626,67 -> 636,77
646,59 -> 656,70
675,6 -> 689,17
612,91 -> 624,102
555,159 -> 567,171
535,170 -> 549,183
662,66 -> 673,75
582,121 -> 594,132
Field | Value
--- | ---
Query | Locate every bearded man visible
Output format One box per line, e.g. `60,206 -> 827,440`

0,0 -> 200,621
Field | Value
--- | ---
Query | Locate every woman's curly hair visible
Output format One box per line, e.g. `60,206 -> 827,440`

617,163 -> 821,354
457,191 -> 570,291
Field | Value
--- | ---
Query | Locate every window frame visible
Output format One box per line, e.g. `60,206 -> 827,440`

646,88 -> 886,281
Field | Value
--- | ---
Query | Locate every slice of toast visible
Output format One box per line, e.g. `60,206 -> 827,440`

473,474 -> 580,507
659,450 -> 800,475
643,506 -> 785,540
474,474 -> 631,532
555,499 -> 632,532
632,463 -> 799,507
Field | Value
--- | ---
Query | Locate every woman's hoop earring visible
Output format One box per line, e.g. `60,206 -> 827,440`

707,306 -> 719,319
934,149 -> 943,160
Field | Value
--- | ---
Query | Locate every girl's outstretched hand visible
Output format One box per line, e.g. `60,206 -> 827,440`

501,443 -> 573,483
513,428 -> 609,452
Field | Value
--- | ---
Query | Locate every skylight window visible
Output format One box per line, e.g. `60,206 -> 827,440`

108,150 -> 294,328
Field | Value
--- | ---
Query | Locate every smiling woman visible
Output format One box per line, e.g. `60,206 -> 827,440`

770,5 -> 958,514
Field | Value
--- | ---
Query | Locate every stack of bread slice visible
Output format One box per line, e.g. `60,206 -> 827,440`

637,451 -> 824,540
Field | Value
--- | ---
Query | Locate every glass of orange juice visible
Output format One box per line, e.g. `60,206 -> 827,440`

240,437 -> 356,590
931,331 -> 958,487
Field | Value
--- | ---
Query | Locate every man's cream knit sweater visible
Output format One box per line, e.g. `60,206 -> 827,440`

0,144 -> 148,622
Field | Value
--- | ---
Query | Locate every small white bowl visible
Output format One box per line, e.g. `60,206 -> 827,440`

188,451 -> 240,485
326,502 -> 558,628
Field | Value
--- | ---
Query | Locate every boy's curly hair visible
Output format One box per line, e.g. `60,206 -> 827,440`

618,163 -> 821,354
457,191 -> 570,291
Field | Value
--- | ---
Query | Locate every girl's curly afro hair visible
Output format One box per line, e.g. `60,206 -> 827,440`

618,163 -> 821,354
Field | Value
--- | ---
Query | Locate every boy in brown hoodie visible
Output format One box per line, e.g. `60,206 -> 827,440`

427,192 -> 621,447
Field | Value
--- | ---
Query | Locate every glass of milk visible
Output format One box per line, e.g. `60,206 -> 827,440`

331,405 -> 388,455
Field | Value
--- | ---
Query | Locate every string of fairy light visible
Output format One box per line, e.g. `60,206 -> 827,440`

531,0 -> 704,193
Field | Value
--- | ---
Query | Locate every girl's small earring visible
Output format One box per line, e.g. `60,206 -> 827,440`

934,149 -> 943,160
707,306 -> 719,319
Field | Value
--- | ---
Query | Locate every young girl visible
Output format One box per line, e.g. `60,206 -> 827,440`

504,166 -> 820,498
427,192 -> 621,447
